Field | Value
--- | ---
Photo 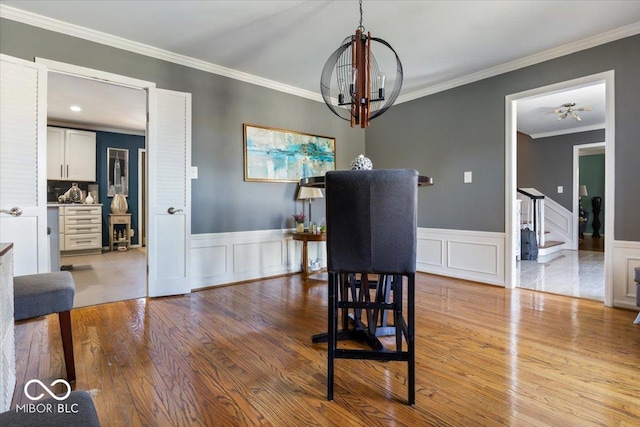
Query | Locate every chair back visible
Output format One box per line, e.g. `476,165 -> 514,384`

325,169 -> 418,275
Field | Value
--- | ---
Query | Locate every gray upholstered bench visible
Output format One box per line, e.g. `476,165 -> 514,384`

13,271 -> 76,381
634,267 -> 640,325
0,390 -> 100,426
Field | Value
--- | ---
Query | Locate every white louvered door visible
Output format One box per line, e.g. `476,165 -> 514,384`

147,88 -> 191,297
0,54 -> 48,276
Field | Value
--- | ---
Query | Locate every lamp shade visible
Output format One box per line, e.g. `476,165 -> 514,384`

579,185 -> 588,197
297,186 -> 323,200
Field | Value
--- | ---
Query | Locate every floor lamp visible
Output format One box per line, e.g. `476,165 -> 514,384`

296,186 -> 323,228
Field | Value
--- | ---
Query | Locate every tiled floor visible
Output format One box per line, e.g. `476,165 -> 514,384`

517,250 -> 605,301
61,248 -> 147,308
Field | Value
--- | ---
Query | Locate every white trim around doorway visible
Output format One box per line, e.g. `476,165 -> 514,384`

573,142 -> 606,250
505,70 -> 615,307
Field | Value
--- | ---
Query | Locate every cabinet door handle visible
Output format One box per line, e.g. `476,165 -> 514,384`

66,165 -> 69,177
60,165 -> 63,178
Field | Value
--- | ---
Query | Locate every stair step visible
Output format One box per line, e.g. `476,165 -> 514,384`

538,240 -> 563,249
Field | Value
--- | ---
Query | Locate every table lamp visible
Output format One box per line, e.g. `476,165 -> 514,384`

296,186 -> 323,227
579,185 -> 588,209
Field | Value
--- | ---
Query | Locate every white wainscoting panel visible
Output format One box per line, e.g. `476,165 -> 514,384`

612,240 -> 640,310
417,228 -> 505,286
190,230 -> 295,289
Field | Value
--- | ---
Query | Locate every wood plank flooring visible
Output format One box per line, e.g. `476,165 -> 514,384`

11,272 -> 640,426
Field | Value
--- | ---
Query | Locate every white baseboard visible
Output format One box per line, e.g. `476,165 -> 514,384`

417,228 -> 506,286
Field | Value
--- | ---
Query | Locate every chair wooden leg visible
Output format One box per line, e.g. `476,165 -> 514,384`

408,274 -> 415,405
327,272 -> 337,401
58,310 -> 76,382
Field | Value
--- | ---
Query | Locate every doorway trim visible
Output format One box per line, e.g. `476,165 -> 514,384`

505,70 -> 615,307
36,57 -> 155,292
138,148 -> 146,248
573,142 -> 606,250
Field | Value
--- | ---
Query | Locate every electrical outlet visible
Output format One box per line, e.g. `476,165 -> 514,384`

191,166 -> 198,179
464,171 -> 472,183
557,186 -> 563,193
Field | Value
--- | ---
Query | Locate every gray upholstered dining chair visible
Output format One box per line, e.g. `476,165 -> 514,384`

323,169 -> 418,405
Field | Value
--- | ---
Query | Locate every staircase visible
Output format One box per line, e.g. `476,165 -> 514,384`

517,188 -> 574,257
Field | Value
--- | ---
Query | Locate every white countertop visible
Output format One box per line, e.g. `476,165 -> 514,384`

47,203 -> 103,207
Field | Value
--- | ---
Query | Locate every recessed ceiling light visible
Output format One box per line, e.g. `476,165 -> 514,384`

70,105 -> 82,112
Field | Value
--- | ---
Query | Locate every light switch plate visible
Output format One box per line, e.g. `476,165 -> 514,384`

557,185 -> 563,193
191,166 -> 198,179
464,171 -> 472,183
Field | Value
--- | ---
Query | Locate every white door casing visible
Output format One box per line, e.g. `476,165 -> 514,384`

0,54 -> 48,275
34,58 -> 192,297
147,88 -> 192,297
505,71 -> 615,307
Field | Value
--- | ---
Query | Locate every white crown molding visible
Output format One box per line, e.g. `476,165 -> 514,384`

397,21 -> 640,104
529,123 -> 605,139
2,5 -> 639,105
0,5 -> 324,103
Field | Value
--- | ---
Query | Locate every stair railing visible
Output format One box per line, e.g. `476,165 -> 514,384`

517,188 -> 545,247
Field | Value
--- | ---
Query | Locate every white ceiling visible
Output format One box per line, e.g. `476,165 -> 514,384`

517,82 -> 606,139
47,72 -> 146,134
3,1 -> 639,135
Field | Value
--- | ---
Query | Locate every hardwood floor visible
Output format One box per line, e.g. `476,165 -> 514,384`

579,234 -> 605,252
12,272 -> 640,426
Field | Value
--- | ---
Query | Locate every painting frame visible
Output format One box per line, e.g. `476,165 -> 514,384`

243,123 -> 336,183
107,147 -> 129,197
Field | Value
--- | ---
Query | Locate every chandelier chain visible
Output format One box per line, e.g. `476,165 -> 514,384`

358,0 -> 365,32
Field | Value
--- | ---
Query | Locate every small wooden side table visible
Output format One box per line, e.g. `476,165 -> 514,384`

292,232 -> 326,277
109,213 -> 131,251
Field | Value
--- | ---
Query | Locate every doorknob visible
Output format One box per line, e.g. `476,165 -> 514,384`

167,207 -> 183,214
0,207 -> 23,217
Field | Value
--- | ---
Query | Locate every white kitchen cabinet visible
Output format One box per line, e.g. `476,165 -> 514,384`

60,205 -> 102,255
47,127 -> 96,181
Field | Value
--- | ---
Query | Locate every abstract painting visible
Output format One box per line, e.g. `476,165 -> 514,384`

243,124 -> 335,182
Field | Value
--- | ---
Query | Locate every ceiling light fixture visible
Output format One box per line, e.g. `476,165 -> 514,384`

320,0 -> 403,128
553,102 -> 592,122
70,105 -> 82,112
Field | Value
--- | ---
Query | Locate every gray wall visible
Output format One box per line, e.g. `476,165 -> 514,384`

1,19 -> 638,240
0,18 -> 364,234
517,129 -> 605,211
366,34 -> 640,241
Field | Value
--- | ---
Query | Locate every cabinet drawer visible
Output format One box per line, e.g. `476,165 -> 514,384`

64,234 -> 101,250
111,215 -> 130,225
65,215 -> 100,226
65,224 -> 101,235
65,206 -> 101,216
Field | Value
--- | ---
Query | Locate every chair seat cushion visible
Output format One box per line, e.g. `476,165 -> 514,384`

14,271 -> 75,321
0,390 -> 100,426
